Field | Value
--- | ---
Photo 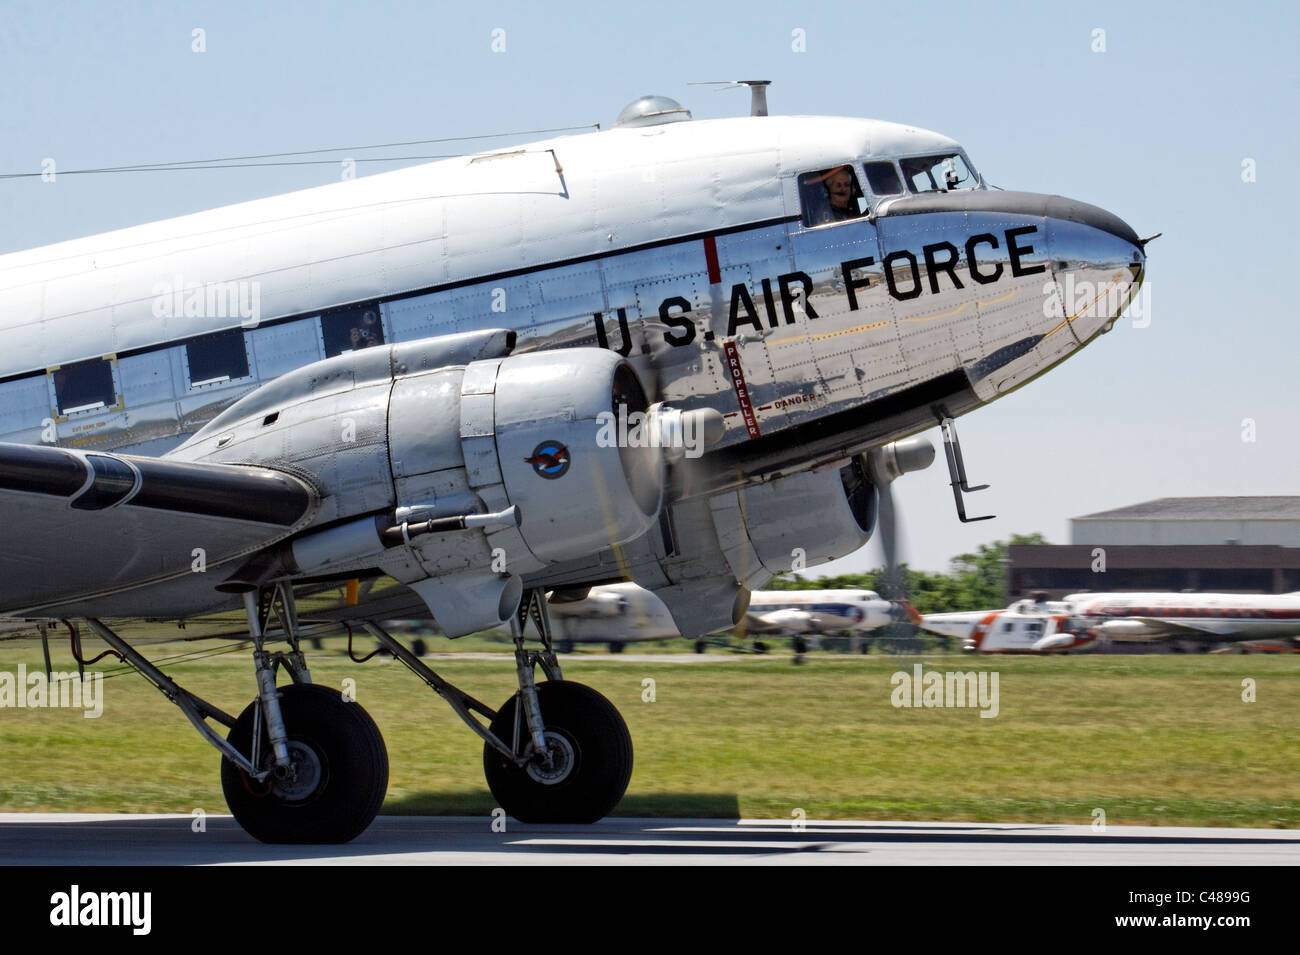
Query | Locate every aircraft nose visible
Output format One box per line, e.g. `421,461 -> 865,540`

1036,193 -> 1142,251
1039,194 -> 1146,340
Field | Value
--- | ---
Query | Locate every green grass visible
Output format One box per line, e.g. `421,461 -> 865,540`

1,642 -> 1298,828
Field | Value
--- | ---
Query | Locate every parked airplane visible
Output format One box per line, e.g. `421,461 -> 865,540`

548,583 -> 912,653
923,592 -> 1300,653
0,88 -> 1146,842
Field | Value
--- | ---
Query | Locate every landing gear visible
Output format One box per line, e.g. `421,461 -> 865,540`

79,582 -> 390,845
482,680 -> 633,823
607,641 -> 626,654
220,684 -> 388,844
362,586 -> 633,825
221,585 -> 388,843
482,589 -> 632,822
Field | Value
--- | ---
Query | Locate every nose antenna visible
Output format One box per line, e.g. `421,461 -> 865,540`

1139,232 -> 1162,248
687,80 -> 772,116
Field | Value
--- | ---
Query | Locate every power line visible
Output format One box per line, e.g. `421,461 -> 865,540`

0,123 -> 600,180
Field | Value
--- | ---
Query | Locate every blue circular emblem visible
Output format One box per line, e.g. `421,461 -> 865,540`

525,441 -> 570,479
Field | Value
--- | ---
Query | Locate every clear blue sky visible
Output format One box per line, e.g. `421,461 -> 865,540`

2,0 -> 1296,571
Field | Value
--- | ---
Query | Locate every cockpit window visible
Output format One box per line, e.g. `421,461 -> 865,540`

798,165 -> 867,227
899,153 -> 978,193
863,161 -> 903,196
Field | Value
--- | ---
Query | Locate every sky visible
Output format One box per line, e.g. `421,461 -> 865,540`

1,0 -> 1296,572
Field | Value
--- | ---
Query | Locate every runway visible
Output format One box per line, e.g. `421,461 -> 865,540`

1,813 -> 1297,865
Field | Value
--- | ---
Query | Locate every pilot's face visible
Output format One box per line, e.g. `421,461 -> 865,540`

827,168 -> 853,208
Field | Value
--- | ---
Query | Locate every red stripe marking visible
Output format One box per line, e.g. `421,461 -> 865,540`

971,611 -> 1000,652
722,341 -> 760,438
703,236 -> 721,285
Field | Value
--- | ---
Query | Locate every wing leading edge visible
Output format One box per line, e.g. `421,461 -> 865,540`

0,442 -> 319,615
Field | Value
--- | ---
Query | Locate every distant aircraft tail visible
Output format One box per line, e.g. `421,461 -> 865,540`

892,598 -> 923,626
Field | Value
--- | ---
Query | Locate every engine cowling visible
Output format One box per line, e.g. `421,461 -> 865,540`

388,349 -> 662,567
173,334 -> 668,636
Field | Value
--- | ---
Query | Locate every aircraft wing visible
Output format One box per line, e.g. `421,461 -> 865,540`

0,442 -> 319,616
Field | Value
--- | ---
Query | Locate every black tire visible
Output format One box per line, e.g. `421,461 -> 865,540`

694,640 -> 707,654
792,636 -> 809,655
220,683 -> 388,844
753,641 -> 769,654
483,681 -> 633,824
410,638 -> 428,657
607,641 -> 626,654
556,639 -> 575,654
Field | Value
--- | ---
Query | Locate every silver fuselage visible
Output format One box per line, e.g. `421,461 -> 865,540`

0,115 -> 1142,467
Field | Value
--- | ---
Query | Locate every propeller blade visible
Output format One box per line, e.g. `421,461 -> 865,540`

876,476 -> 899,599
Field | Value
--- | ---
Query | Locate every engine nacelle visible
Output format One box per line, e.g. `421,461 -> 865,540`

707,438 -> 933,589
710,464 -> 877,589
174,333 -> 667,636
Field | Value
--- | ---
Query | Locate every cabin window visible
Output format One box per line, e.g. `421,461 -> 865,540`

52,357 -> 117,415
322,303 -> 385,358
900,153 -> 978,193
863,161 -> 904,197
185,328 -> 250,386
797,165 -> 867,227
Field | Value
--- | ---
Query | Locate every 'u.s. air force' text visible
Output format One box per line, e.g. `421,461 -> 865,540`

594,225 -> 1045,353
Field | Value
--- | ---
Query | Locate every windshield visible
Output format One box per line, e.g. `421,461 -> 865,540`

899,153 -> 979,193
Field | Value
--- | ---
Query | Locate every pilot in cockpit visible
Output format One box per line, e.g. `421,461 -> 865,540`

799,165 -> 867,226
821,165 -> 864,222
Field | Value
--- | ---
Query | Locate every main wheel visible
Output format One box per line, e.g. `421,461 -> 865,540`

483,681 -> 632,824
220,683 -> 389,844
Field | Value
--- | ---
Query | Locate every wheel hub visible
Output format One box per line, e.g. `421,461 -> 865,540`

268,740 -> 323,801
523,731 -> 576,785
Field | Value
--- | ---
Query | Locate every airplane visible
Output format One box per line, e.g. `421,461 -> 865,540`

0,86 -> 1146,842
547,582 -> 914,654
922,591 -> 1300,653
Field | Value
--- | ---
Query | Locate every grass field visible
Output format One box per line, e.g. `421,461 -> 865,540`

1,641 -> 1298,828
